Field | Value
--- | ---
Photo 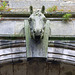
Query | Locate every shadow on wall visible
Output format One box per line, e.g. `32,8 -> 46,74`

65,71 -> 72,75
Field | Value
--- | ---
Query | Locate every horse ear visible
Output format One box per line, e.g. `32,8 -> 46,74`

41,6 -> 45,13
30,6 -> 33,14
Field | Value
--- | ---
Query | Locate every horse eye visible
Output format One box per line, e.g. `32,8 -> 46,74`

29,18 -> 32,21
43,18 -> 46,23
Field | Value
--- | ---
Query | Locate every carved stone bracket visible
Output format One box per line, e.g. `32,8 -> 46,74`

24,7 -> 50,59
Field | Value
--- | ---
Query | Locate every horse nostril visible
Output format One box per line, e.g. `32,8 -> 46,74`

40,30 -> 42,33
34,30 -> 35,33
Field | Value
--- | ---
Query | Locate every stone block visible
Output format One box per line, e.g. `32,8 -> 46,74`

49,21 -> 75,36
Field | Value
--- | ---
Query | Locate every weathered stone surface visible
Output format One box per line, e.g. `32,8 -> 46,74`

0,46 -> 26,63
27,60 -> 47,75
48,47 -> 75,64
9,1 -> 31,8
48,63 -> 60,75
0,20 -> 24,34
8,0 -> 75,11
0,39 -> 75,64
13,62 -> 26,75
0,62 -> 75,75
14,21 -> 24,34
49,21 -> 75,36
48,47 -> 75,57
9,1 -> 59,9
60,63 -> 75,75
0,20 -> 75,36
60,1 -> 74,6
0,64 -> 13,75
0,21 -> 15,34
0,1 -> 75,75
63,0 -> 75,2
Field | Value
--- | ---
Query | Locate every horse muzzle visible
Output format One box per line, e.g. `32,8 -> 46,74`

33,29 -> 42,36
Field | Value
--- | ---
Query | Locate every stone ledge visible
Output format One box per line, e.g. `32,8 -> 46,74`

0,11 -> 75,17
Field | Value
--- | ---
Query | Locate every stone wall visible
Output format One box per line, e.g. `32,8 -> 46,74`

1,0 -> 74,12
0,1 -> 75,75
0,61 -> 75,75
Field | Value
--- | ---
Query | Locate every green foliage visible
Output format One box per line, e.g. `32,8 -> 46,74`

62,14 -> 72,21
0,15 -> 2,17
46,7 -> 52,12
68,10 -> 71,12
2,1 -> 7,8
6,8 -> 12,12
0,1 -> 11,12
0,6 -> 4,11
52,6 -> 57,11
46,6 -> 57,12
59,9 -> 64,12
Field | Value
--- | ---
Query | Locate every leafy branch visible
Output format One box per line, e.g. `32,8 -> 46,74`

62,14 -> 72,21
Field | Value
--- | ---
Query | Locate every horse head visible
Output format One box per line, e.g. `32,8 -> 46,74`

29,10 -> 46,39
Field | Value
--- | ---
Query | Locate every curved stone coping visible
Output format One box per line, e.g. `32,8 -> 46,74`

0,47 -> 26,60
48,47 -> 75,64
0,47 -> 26,65
0,46 -> 75,65
0,40 -> 74,65
0,40 -> 75,50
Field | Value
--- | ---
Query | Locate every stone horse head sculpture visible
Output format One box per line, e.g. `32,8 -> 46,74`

29,6 -> 46,39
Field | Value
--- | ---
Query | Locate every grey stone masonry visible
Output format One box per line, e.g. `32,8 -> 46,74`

0,20 -> 75,36
5,0 -> 75,12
